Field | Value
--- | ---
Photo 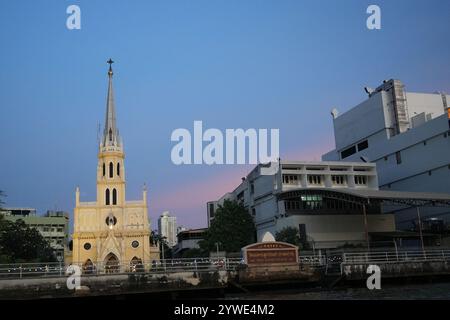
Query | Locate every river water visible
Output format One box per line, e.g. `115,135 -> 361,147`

225,282 -> 450,300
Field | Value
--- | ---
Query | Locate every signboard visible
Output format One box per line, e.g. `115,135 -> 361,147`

242,241 -> 299,265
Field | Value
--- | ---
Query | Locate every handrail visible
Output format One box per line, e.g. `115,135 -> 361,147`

342,249 -> 450,264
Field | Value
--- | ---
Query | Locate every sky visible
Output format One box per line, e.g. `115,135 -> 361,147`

0,0 -> 449,231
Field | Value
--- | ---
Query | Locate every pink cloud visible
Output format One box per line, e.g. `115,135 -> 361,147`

149,137 -> 335,229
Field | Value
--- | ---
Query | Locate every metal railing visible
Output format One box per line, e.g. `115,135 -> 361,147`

0,257 -> 243,280
3,250 -> 448,281
342,249 -> 450,264
0,255 -> 329,280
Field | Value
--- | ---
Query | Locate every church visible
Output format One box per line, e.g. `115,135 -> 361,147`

72,60 -> 159,272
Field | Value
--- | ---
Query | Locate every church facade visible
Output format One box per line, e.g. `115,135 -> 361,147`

72,60 -> 159,271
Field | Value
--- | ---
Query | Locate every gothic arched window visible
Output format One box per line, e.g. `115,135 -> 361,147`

117,162 -> 120,176
112,188 -> 117,205
105,188 -> 110,205
109,128 -> 113,142
102,163 -> 105,176
109,162 -> 113,178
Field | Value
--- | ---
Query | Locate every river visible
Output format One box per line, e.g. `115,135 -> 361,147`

224,282 -> 450,300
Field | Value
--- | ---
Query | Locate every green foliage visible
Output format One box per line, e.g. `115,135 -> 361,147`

0,190 -> 5,209
200,200 -> 256,253
150,230 -> 172,259
0,218 -> 56,263
275,227 -> 301,246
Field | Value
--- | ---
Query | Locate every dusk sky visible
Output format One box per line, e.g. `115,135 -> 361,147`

1,0 -> 449,231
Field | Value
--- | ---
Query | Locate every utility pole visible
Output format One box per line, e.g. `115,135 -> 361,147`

416,206 -> 426,257
363,203 -> 370,252
215,242 -> 220,257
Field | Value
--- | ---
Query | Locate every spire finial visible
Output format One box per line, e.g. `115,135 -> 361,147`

102,58 -> 120,148
107,58 -> 114,76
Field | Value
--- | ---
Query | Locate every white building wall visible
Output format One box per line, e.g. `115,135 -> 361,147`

210,161 -> 394,249
333,92 -> 388,150
322,81 -> 450,229
257,214 -> 395,249
158,212 -> 177,247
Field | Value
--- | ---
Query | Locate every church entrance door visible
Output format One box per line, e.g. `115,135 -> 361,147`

104,253 -> 119,273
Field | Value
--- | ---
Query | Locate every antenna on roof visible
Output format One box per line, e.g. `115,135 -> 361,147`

331,108 -> 339,119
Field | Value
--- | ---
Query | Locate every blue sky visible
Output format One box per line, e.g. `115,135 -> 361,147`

0,0 -> 449,230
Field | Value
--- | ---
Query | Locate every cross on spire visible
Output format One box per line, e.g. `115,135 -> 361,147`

102,58 -> 120,148
107,58 -> 114,76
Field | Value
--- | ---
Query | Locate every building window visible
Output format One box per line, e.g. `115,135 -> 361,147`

285,201 -> 301,211
112,189 -> 117,205
384,156 -> 388,161
109,128 -> 113,141
117,162 -> 120,176
103,163 -> 106,176
109,162 -> 113,178
341,146 -> 356,159
331,175 -> 345,185
354,176 -> 367,185
298,224 -> 307,243
131,240 -> 139,248
251,207 -> 256,216
105,188 -> 110,205
357,140 -> 369,152
250,183 -> 255,194
105,214 -> 117,227
396,151 -> 402,164
84,243 -> 91,250
209,203 -> 215,218
423,140 -> 427,146
282,174 -> 298,184
308,175 -> 322,185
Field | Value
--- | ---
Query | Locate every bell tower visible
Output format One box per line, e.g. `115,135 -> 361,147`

72,59 -> 159,269
96,59 -> 126,207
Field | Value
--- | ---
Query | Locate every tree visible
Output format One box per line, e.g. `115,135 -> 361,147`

200,199 -> 256,253
0,190 -> 5,212
0,219 -> 56,263
275,227 -> 301,246
150,230 -> 172,259
181,248 -> 207,259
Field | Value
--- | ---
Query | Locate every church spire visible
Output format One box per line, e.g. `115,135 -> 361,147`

102,58 -> 121,148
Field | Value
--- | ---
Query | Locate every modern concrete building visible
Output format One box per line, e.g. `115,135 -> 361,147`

322,79 -> 450,228
158,211 -> 178,247
208,161 -> 399,249
172,228 -> 207,257
0,208 -> 69,259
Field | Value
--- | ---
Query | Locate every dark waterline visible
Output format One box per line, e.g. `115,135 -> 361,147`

224,282 -> 450,300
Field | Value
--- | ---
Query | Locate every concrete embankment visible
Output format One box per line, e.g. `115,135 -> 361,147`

0,270 -> 230,300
